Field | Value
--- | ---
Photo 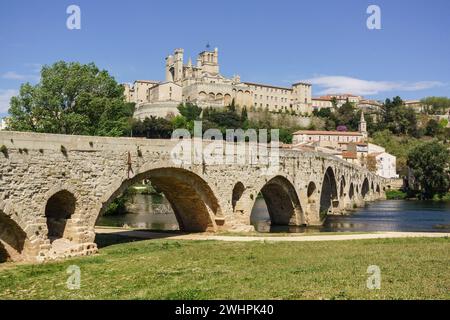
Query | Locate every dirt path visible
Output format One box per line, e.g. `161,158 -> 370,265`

95,228 -> 450,242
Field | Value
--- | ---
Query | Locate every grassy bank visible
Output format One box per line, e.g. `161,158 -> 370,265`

386,189 -> 450,201
385,189 -> 408,200
0,237 -> 449,300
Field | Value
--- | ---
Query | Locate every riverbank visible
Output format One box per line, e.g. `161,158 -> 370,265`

386,189 -> 450,201
95,227 -> 450,241
0,236 -> 448,299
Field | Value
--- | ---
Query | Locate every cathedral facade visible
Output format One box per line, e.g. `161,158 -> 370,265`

125,48 -> 313,119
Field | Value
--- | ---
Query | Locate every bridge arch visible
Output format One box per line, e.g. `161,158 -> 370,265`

256,176 -> 303,226
349,183 -> 355,199
98,167 -> 222,232
45,190 -> 77,242
361,178 -> 370,199
339,176 -> 346,198
232,182 -> 245,212
0,210 -> 29,262
320,167 -> 338,217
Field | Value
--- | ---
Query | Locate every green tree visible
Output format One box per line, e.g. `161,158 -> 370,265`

379,96 -> 419,136
421,97 -> 450,115
132,116 -> 173,139
336,101 -> 357,130
8,61 -> 134,136
407,141 -> 450,199
177,103 -> 202,121
425,119 -> 442,137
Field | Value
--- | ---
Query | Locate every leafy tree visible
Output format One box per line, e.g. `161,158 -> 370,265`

177,103 -> 202,121
8,61 -> 134,136
421,97 -> 450,115
407,141 -> 450,199
278,128 -> 293,144
425,119 -> 442,137
132,116 -> 173,139
330,97 -> 338,109
241,106 -> 248,122
379,96 -> 419,136
335,101 -> 356,129
313,108 -> 333,119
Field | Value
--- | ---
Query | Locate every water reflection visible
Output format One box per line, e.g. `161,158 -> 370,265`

96,194 -> 450,233
97,194 -> 179,230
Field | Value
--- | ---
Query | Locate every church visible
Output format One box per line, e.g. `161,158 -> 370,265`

124,47 -> 313,119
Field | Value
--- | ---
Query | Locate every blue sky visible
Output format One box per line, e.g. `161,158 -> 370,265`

1,0 -> 449,116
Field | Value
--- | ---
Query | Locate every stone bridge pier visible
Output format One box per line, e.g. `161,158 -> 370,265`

0,132 -> 387,262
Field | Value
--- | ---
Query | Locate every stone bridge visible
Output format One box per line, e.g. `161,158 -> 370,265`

0,131 -> 386,263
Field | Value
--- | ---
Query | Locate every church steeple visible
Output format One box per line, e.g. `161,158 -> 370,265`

359,111 -> 368,139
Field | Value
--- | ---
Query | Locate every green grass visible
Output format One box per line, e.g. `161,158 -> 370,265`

216,230 -> 373,237
0,237 -> 449,300
385,189 -> 407,200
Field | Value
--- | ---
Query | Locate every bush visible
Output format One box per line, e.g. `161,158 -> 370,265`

385,189 -> 407,200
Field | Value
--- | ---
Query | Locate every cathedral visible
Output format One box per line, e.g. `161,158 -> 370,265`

125,48 -> 313,119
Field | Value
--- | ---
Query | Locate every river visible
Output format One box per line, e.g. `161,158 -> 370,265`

96,194 -> 450,233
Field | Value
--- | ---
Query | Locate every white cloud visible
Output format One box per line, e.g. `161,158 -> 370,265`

303,75 -> 444,96
0,89 -> 18,113
2,71 -> 39,81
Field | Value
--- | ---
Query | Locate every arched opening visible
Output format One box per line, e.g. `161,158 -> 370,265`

349,183 -> 355,199
208,92 -> 215,101
98,168 -> 222,233
361,178 -> 370,199
224,94 -> 232,106
376,184 -> 381,194
0,210 -> 28,262
169,67 -> 175,82
339,176 -> 346,198
0,242 -> 7,263
45,190 -> 76,241
320,167 -> 338,217
250,176 -> 302,229
307,182 -> 317,199
232,182 -> 245,212
198,91 -> 207,101
371,181 -> 374,192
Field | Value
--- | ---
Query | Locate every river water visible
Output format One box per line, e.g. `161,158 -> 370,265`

96,194 -> 450,233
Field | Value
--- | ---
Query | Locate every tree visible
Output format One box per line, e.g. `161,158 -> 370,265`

177,103 -> 202,121
407,141 -> 450,199
425,119 -> 442,137
379,96 -> 419,136
132,116 -> 173,139
421,97 -> 450,115
335,101 -> 362,131
366,155 -> 378,173
313,108 -> 333,119
8,61 -> 134,136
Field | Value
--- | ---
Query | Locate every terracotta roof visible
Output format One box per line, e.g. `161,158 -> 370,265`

293,130 -> 363,136
312,97 -> 333,101
342,151 -> 358,159
369,152 -> 384,157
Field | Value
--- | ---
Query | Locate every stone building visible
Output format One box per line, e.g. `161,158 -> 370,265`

127,47 -> 313,119
292,113 -> 398,178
